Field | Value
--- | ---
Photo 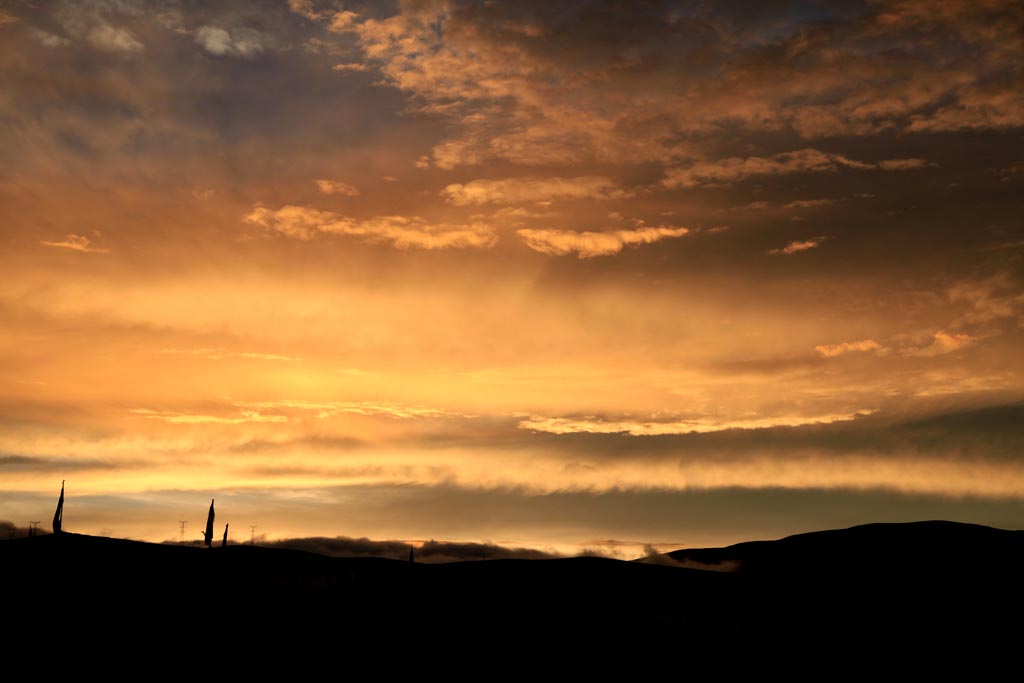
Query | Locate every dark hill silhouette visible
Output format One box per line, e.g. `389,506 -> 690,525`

3,520 -> 1021,654
663,520 -> 1024,579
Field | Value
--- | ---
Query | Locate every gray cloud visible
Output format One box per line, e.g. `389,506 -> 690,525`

195,26 -> 267,58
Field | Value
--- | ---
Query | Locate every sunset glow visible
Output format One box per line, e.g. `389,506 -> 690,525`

2,0 -> 1023,555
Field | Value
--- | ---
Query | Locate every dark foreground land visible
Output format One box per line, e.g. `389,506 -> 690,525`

4,521 -> 1022,654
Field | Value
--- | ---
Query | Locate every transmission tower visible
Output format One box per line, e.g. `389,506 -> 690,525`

28,521 -> 40,537
178,520 -> 188,544
249,525 -> 257,545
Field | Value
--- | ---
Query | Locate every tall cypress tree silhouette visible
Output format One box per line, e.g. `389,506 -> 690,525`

52,480 -> 64,534
222,523 -> 229,547
203,499 -> 215,547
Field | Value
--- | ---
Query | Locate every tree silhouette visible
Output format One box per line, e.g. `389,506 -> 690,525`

203,499 -> 215,547
52,480 -> 64,534
222,523 -> 229,547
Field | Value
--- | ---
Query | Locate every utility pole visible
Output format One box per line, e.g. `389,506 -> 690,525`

249,525 -> 257,545
178,520 -> 188,545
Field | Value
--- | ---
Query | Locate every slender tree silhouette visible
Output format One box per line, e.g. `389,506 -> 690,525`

222,523 -> 229,547
52,480 -> 64,534
409,545 -> 415,563
203,499 -> 215,547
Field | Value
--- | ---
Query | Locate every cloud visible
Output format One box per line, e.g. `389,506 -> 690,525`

287,0 -> 325,21
662,150 -> 927,189
49,0 -> 145,53
0,10 -> 18,26
254,535 -> 561,562
328,10 -> 359,33
0,454 -> 119,472
158,348 -> 298,362
907,331 -> 978,357
87,23 -> 143,53
195,26 -> 266,58
784,199 -> 835,209
244,205 -> 497,249
948,273 -> 1024,330
40,234 -> 110,254
314,179 -> 360,195
337,1 -> 1021,170
909,87 -> 1024,133
234,400 -> 464,421
332,63 -> 369,73
31,29 -> 70,48
130,408 -> 287,425
442,177 -> 628,206
518,226 -> 689,258
815,340 -> 884,358
768,237 -> 827,255
518,410 -> 874,436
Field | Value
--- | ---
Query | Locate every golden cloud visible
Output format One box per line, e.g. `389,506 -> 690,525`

244,205 -> 497,249
517,226 -> 689,258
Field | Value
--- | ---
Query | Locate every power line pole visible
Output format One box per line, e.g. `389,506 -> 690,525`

178,520 -> 188,545
249,525 -> 257,545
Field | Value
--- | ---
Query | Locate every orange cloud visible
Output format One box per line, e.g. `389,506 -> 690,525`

768,237 -> 827,255
130,408 -> 287,425
442,176 -> 628,205
244,205 -> 497,249
517,226 -> 689,258
518,409 -> 874,436
40,234 -> 110,254
784,199 -> 835,209
815,340 -> 884,357
907,331 -> 978,357
332,63 -> 369,73
314,179 -> 360,195
662,150 -> 927,188
158,348 -> 298,362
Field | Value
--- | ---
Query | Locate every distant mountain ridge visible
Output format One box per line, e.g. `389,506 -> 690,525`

661,520 -> 1024,579
4,520 -> 1022,652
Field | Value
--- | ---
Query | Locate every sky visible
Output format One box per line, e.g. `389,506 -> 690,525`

1,0 -> 1023,556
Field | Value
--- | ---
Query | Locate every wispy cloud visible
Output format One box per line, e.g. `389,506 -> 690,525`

442,176 -> 628,206
518,410 -> 874,436
906,331 -> 977,357
314,179 -> 360,196
158,348 -> 298,362
40,234 -> 110,254
332,63 -> 369,73
245,205 -> 497,249
195,26 -> 266,58
662,150 -> 927,189
784,199 -> 836,209
518,226 -> 688,258
130,408 -> 287,425
234,400 -> 466,420
815,339 -> 883,358
768,236 -> 827,255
